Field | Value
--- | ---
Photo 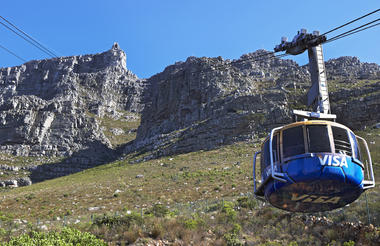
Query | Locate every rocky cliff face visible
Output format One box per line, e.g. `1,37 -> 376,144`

326,56 -> 380,129
128,52 -> 300,158
325,56 -> 380,79
0,45 -> 379,183
0,43 -> 144,157
127,52 -> 380,159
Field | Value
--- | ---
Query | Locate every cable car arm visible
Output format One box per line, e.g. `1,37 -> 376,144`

356,135 -> 375,189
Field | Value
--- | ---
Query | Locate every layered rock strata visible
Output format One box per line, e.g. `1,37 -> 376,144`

128,52 -> 380,159
0,43 -> 144,157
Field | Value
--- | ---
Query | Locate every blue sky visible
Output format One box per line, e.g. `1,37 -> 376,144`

1,1 -> 379,78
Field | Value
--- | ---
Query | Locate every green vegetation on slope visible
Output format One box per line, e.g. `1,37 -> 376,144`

0,128 -> 379,245
1,227 -> 106,246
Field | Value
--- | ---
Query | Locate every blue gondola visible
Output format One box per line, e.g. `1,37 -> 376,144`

253,120 -> 375,212
253,28 -> 375,212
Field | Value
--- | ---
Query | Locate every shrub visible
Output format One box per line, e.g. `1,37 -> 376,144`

231,223 -> 241,235
183,216 -> 205,230
0,228 -> 7,239
343,241 -> 355,246
221,201 -> 237,222
258,242 -> 282,246
224,233 -> 243,246
206,203 -> 221,212
122,226 -> 142,244
0,212 -> 13,222
237,196 -> 257,209
25,193 -> 35,200
93,212 -> 143,228
150,223 -> 163,239
3,227 -> 106,246
145,204 -> 169,218
184,219 -> 198,229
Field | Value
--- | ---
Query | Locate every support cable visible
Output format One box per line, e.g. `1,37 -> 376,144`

321,9 -> 379,36
324,18 -> 380,44
324,21 -> 380,44
0,43 -> 27,62
0,19 -> 56,58
0,16 -> 59,58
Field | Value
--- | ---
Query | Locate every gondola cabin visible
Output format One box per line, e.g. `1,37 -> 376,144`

253,120 -> 375,212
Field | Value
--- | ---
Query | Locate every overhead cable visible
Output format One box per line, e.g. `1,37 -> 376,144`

0,17 -> 58,58
325,22 -> 380,44
0,43 -> 27,62
324,18 -> 380,44
0,16 -> 59,57
321,8 -> 380,36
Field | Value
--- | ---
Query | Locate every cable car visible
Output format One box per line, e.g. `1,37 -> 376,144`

253,28 -> 376,212
253,120 -> 375,212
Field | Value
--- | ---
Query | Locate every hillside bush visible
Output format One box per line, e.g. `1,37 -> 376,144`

93,212 -> 143,228
224,232 -> 243,246
221,201 -> 237,222
145,204 -> 169,217
237,196 -> 257,209
2,227 -> 106,246
183,216 -> 205,230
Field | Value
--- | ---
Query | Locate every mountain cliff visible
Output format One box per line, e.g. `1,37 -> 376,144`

0,45 -> 379,183
0,43 -> 144,157
127,51 -> 380,160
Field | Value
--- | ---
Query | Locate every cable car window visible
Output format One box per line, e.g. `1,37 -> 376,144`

272,134 -> 279,163
283,126 -> 305,158
332,126 -> 352,156
261,140 -> 270,172
306,125 -> 331,153
350,132 -> 361,160
260,147 -> 264,175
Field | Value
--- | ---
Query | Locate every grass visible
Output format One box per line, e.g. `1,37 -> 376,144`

0,128 -> 378,244
0,142 -> 256,221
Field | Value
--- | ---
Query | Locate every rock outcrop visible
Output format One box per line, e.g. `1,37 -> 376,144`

0,43 -> 145,157
127,52 -> 298,158
325,56 -> 380,79
127,51 -> 380,159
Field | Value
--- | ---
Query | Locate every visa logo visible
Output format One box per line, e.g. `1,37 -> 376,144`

317,154 -> 348,168
291,193 -> 341,204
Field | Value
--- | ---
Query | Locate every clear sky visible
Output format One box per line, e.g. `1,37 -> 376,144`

1,1 -> 379,78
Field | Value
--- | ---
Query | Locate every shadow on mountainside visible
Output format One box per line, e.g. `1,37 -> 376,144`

29,140 -> 122,183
